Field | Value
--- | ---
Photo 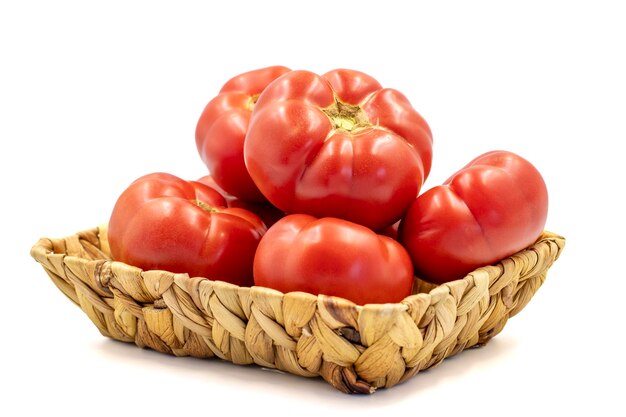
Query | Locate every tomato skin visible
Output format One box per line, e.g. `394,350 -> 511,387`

197,175 -> 285,228
108,173 -> 266,286
244,68 -> 433,230
253,214 -> 414,305
195,65 -> 291,202
399,151 -> 549,284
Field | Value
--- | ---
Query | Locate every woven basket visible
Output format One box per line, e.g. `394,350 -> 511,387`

30,225 -> 564,394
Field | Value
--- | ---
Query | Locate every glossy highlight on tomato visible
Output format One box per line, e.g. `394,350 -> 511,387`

399,151 -> 549,284
108,173 -> 266,286
253,214 -> 414,305
244,68 -> 433,230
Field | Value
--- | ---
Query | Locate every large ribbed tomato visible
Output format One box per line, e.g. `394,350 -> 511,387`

253,214 -> 414,305
399,151 -> 549,284
195,65 -> 291,202
244,69 -> 433,230
108,173 -> 266,286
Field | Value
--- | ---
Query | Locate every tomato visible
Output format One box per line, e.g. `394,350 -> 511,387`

195,65 -> 291,202
399,151 -> 549,284
196,175 -> 285,228
244,68 -> 433,230
108,173 -> 266,286
253,214 -> 414,305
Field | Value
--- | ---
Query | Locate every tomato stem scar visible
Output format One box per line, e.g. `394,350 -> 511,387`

246,94 -> 261,111
321,97 -> 371,133
192,200 -> 218,212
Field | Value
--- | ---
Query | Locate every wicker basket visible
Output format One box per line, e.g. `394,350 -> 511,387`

30,225 -> 564,394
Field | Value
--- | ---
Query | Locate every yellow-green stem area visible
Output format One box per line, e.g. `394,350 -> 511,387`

193,200 -> 218,213
321,98 -> 371,133
246,94 -> 261,112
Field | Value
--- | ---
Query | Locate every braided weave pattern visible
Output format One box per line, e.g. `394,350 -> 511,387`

30,225 -> 565,394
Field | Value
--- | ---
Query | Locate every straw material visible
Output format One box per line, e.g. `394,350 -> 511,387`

30,225 -> 565,394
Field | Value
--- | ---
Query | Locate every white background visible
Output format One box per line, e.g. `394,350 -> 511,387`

2,1 -> 624,415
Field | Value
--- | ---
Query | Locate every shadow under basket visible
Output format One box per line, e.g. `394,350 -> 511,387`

30,225 -> 565,394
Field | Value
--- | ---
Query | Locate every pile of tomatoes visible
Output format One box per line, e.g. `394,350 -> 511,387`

108,66 -> 548,305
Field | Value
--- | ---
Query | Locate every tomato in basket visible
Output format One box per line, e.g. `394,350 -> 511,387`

108,172 -> 266,286
195,65 -> 291,202
253,214 -> 414,305
244,68 -> 433,230
399,150 -> 549,284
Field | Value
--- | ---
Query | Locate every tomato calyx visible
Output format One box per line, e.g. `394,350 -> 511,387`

192,199 -> 219,213
321,96 -> 371,133
246,93 -> 261,112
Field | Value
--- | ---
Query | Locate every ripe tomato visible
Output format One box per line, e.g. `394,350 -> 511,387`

195,65 -> 291,202
253,214 -> 414,305
108,173 -> 266,286
244,68 -> 433,230
399,151 -> 549,284
196,175 -> 285,228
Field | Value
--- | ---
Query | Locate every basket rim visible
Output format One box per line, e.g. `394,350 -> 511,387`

30,224 -> 566,310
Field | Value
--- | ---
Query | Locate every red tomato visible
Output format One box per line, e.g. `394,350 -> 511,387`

108,173 -> 266,286
244,68 -> 433,230
399,151 -> 549,284
196,175 -> 285,228
253,214 -> 414,305
195,65 -> 291,202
